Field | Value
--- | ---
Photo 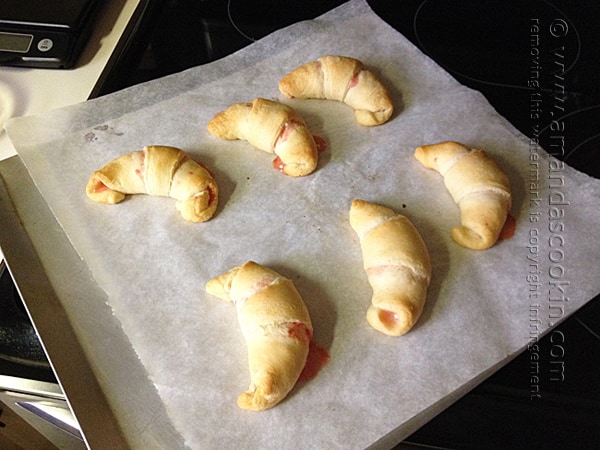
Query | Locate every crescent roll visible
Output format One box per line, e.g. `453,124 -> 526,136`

206,261 -> 313,411
279,55 -> 393,126
350,199 -> 431,336
86,145 -> 218,222
207,98 -> 318,177
414,141 -> 512,250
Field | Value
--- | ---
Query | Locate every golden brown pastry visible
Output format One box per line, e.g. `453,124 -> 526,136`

207,98 -> 318,177
279,55 -> 393,126
414,141 -> 512,250
86,145 -> 218,222
206,261 -> 313,411
349,199 -> 431,336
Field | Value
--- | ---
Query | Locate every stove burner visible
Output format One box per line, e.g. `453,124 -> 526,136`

412,0 -> 579,89
405,0 -> 600,179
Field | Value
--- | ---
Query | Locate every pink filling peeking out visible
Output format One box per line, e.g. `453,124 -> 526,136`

298,341 -> 330,382
499,214 -> 517,240
378,309 -> 398,328
278,119 -> 302,142
287,321 -> 313,344
93,182 -> 110,193
272,122 -> 328,173
313,135 -> 328,153
366,264 -> 392,276
138,150 -> 147,178
348,72 -> 360,89
273,156 -> 286,173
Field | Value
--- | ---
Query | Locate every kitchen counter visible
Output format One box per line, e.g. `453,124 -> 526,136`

0,0 -> 141,162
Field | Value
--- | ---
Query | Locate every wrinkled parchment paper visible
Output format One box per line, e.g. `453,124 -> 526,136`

6,1 -> 600,448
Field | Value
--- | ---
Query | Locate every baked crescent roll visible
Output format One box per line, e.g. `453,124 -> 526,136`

414,141 -> 512,250
207,98 -> 318,177
279,55 -> 393,126
86,145 -> 218,222
206,261 -> 313,411
349,200 -> 431,336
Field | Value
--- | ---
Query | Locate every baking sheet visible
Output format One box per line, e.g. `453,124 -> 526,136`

5,0 -> 600,448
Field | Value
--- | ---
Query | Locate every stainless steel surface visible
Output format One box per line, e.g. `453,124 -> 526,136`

0,374 -> 84,448
0,156 -> 133,449
16,400 -> 82,439
0,374 -> 63,399
0,155 -> 185,449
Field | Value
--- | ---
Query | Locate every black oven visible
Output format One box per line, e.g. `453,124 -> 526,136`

0,261 -> 55,382
2,1 -> 600,448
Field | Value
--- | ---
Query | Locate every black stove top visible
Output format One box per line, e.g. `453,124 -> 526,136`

3,1 -> 599,448
0,262 -> 55,383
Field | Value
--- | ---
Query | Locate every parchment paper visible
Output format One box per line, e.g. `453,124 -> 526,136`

5,1 -> 600,448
